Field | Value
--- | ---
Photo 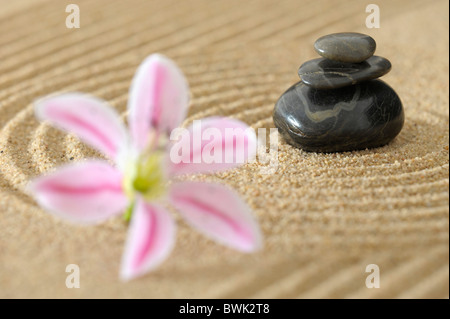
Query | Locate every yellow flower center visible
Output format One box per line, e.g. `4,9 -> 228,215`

122,151 -> 167,220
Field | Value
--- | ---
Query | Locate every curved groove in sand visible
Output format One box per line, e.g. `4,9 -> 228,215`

0,0 -> 448,299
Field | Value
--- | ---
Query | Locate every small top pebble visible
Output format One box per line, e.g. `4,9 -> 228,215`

314,32 -> 376,63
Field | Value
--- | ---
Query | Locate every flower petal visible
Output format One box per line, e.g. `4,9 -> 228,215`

167,117 -> 257,176
28,161 -> 128,224
169,181 -> 262,252
120,199 -> 176,281
127,54 -> 189,151
35,93 -> 128,160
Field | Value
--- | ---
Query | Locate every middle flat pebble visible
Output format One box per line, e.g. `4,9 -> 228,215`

298,55 -> 391,90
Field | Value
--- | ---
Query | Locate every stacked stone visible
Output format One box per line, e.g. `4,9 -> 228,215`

273,32 -> 404,152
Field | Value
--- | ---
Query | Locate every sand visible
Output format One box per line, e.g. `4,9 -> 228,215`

0,0 -> 448,298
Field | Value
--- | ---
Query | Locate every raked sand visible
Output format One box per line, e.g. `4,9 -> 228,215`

0,0 -> 448,298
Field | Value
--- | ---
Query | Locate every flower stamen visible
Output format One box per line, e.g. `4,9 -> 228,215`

123,151 -> 166,211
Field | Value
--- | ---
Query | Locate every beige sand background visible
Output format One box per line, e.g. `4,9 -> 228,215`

0,0 -> 448,298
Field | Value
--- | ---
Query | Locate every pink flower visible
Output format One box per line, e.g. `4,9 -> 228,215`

29,54 -> 262,281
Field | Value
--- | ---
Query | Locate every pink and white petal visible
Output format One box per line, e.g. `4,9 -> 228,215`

35,93 -> 128,160
169,181 -> 262,252
127,54 -> 189,151
166,117 -> 257,176
120,200 -> 176,281
28,160 -> 128,224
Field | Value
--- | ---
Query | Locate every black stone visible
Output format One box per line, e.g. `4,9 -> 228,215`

314,32 -> 376,63
273,79 -> 404,152
298,56 -> 391,90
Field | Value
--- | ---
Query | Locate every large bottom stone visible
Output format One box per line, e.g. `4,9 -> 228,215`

273,80 -> 404,152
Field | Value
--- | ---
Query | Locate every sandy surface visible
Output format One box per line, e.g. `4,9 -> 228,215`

0,0 -> 448,298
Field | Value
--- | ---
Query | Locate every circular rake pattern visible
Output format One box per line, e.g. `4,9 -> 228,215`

0,0 -> 447,298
